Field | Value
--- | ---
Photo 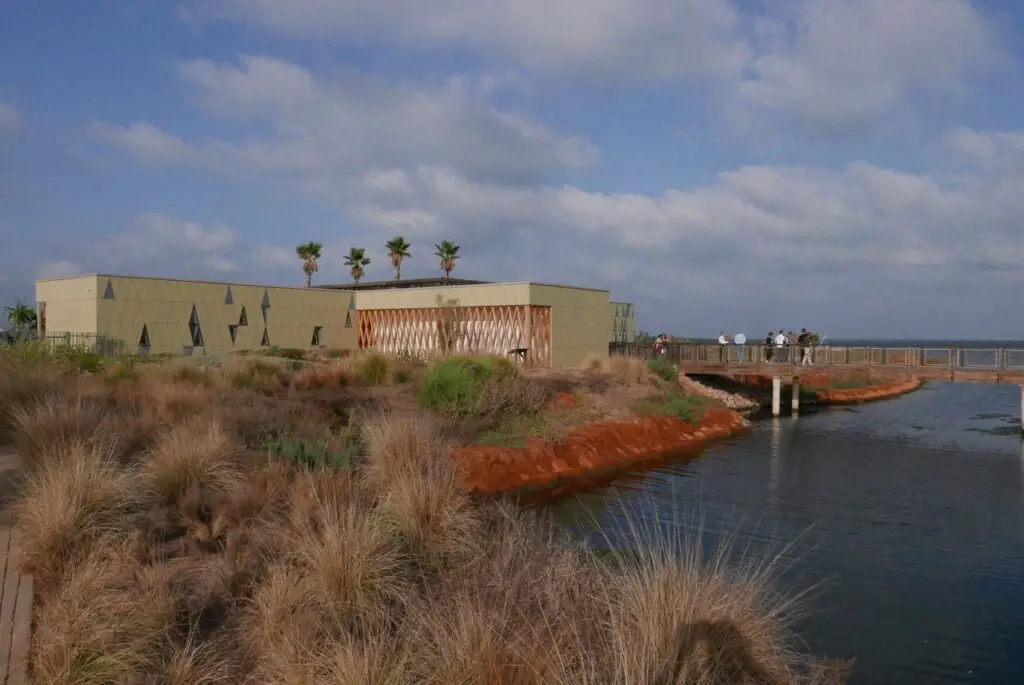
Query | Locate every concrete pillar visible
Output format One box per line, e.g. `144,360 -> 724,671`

791,378 -> 800,414
772,377 -> 781,417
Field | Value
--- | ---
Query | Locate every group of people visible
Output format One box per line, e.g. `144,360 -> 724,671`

718,328 -> 822,365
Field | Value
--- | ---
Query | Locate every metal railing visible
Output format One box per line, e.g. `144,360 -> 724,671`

610,343 -> 1024,371
39,333 -> 127,357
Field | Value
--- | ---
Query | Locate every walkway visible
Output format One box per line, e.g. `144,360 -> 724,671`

0,450 -> 29,685
616,343 -> 1024,384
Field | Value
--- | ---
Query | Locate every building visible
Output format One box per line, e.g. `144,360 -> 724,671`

35,273 -> 636,368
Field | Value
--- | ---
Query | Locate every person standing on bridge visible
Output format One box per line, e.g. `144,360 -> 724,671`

798,328 -> 813,365
765,332 -> 775,362
775,330 -> 788,363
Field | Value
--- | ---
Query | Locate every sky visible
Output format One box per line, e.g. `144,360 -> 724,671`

2,0 -> 1024,339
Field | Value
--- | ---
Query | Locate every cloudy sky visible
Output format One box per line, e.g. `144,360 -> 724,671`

2,0 -> 1024,338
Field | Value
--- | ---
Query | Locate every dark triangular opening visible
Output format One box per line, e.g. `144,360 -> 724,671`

188,305 -> 204,347
344,311 -> 353,328
260,329 -> 270,347
225,286 -> 234,305
238,306 -> 248,326
311,326 -> 322,346
261,306 -> 268,325
138,324 -> 150,350
261,288 -> 271,309
103,278 -> 115,300
229,324 -> 238,344
348,294 -> 356,311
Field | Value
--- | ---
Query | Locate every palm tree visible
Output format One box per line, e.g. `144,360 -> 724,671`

4,302 -> 36,341
385,235 -> 411,281
434,240 -> 460,282
344,247 -> 371,283
295,242 -> 323,287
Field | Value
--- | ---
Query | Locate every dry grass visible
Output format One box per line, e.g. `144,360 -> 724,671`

0,352 -> 850,685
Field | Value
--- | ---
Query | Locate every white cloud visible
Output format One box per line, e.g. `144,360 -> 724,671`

36,214 -> 241,280
0,103 -> 22,137
187,0 -> 1002,130
36,260 -> 83,280
187,0 -> 749,82
249,244 -> 294,269
735,0 -> 998,128
94,55 -> 597,187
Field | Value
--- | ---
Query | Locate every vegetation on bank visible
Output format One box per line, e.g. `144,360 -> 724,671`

0,344 -> 851,684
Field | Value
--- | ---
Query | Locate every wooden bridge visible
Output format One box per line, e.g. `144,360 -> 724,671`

612,343 -> 1024,384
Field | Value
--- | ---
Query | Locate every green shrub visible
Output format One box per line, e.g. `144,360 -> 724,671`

646,357 -> 679,383
416,355 -> 518,413
630,391 -> 712,425
0,342 -> 104,373
265,346 -> 307,360
265,428 -> 362,471
356,351 -> 392,385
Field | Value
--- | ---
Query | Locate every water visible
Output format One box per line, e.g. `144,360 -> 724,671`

551,381 -> 1024,684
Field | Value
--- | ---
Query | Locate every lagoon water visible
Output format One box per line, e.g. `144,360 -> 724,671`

553,381 -> 1024,685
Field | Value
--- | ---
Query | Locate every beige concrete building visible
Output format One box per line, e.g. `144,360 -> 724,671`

35,274 -> 635,368
36,275 -> 358,357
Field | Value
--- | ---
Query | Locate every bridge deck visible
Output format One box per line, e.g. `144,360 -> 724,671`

612,344 -> 1024,384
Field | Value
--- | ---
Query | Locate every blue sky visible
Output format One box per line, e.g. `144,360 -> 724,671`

3,0 -> 1024,338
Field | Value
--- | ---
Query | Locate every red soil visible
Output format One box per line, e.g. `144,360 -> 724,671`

814,378 -> 924,404
452,407 -> 751,496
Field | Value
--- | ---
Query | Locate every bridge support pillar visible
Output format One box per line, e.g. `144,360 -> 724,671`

791,378 -> 800,414
772,377 -> 781,417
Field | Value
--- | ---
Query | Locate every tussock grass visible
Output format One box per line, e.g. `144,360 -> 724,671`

0,351 -> 850,685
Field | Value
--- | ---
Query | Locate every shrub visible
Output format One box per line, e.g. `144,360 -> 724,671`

631,391 -> 713,424
416,356 -> 517,414
265,429 -> 363,472
354,351 -> 393,385
646,357 -> 678,383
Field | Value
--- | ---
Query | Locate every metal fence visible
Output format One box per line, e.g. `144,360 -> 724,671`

40,333 -> 127,357
611,342 -> 1024,370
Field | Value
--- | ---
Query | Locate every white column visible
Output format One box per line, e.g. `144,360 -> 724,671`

772,377 -> 782,417
791,378 -> 800,414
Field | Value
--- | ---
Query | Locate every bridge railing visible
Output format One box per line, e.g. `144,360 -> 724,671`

609,343 -> 1024,370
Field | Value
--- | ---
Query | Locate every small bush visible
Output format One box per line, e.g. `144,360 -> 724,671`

355,351 -> 392,385
646,357 -> 678,383
416,356 -> 517,414
631,391 -> 714,424
265,347 -> 307,361
266,428 -> 363,472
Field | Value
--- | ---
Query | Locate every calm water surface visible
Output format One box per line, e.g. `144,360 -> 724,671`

551,381 -> 1024,685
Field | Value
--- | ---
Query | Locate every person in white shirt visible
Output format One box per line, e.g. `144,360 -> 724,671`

774,330 -> 787,363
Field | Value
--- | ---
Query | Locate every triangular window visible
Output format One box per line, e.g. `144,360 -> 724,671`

103,278 -> 115,300
311,326 -> 322,346
228,324 -> 238,344
262,306 -> 268,325
238,306 -> 248,326
138,324 -> 151,350
261,288 -> 271,309
260,329 -> 270,347
348,294 -> 356,311
225,286 -> 234,305
344,311 -> 353,328
188,305 -> 204,347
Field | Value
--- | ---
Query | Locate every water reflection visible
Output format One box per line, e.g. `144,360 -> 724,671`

546,382 -> 1024,685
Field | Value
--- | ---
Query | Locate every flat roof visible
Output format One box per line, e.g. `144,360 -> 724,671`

36,273 -> 353,293
318,276 -> 492,291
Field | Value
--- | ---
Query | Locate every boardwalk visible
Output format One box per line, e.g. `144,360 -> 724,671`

0,449 -> 29,685
0,530 -> 31,685
613,343 -> 1024,384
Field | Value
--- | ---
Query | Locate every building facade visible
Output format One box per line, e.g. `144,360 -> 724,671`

35,274 -> 634,368
36,275 -> 358,357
